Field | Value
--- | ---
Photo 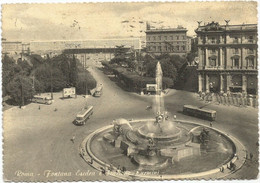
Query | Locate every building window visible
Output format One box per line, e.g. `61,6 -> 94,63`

147,46 -> 150,51
211,49 -> 216,54
158,36 -> 161,40
234,58 -> 239,68
248,35 -> 254,43
248,58 -> 254,67
183,36 -> 185,39
148,36 -> 150,41
153,46 -> 156,51
165,46 -> 168,51
210,58 -> 216,66
211,37 -> 216,44
248,48 -> 254,54
233,48 -> 239,54
176,46 -> 179,51
234,36 -> 239,43
177,36 -> 179,40
170,36 -> 173,40
164,36 -> 167,40
177,42 -> 179,45
153,36 -> 156,41
182,46 -> 186,51
158,46 -> 161,52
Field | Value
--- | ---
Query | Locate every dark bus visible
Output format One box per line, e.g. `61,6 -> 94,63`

183,105 -> 216,121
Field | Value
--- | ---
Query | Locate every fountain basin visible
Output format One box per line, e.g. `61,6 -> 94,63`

137,125 -> 181,141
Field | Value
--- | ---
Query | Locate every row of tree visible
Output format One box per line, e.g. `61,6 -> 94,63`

109,43 -> 199,92
2,53 -> 96,106
110,46 -> 188,86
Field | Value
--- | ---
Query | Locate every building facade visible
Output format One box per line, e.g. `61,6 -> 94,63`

2,41 -> 23,55
145,26 -> 188,56
196,22 -> 257,95
186,36 -> 192,53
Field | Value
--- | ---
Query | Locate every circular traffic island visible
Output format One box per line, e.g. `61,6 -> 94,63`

80,119 -> 246,180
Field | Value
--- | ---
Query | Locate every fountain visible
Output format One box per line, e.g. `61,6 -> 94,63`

80,62 -> 245,179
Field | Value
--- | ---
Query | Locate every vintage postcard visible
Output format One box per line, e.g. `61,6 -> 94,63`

1,1 -> 259,182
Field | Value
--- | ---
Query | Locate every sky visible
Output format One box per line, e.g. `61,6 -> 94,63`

2,2 -> 257,42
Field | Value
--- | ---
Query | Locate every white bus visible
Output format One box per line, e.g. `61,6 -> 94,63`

75,106 -> 94,125
94,85 -> 103,97
32,96 -> 52,105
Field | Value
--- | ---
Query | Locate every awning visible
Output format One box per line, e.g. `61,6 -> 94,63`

231,55 -> 240,59
246,55 -> 255,59
208,55 -> 217,59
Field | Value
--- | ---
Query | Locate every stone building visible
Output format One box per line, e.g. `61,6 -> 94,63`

145,25 -> 188,56
2,41 -> 23,55
196,22 -> 257,95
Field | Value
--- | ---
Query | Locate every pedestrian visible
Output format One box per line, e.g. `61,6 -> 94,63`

100,167 -> 106,175
234,153 -> 239,160
71,135 -> 75,143
250,153 -> 253,160
220,166 -> 224,173
245,151 -> 248,160
121,166 -> 126,174
38,105 -> 41,110
210,122 -> 212,127
174,115 -> 177,120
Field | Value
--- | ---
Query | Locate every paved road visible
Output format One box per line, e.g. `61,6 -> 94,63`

3,66 -> 154,181
3,64 -> 258,181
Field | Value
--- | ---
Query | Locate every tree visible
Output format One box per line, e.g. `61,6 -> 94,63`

2,55 -> 16,96
7,75 -> 35,106
69,55 -> 78,87
34,64 -> 66,92
50,54 -> 79,87
29,54 -> 44,69
17,59 -> 32,76
111,45 -> 136,70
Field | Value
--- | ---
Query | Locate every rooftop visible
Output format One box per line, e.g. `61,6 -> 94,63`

146,27 -> 187,34
196,21 -> 257,33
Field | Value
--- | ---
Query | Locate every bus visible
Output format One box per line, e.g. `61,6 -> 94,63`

94,85 -> 103,97
32,96 -> 52,105
75,106 -> 94,125
183,105 -> 216,121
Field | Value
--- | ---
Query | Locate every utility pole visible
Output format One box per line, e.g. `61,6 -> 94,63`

32,75 -> 35,89
20,77 -> 24,108
49,54 -> 53,100
110,46 -> 111,61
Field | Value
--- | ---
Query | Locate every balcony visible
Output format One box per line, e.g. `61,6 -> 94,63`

204,66 -> 224,70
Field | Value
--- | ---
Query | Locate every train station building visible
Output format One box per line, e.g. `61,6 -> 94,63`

195,22 -> 257,95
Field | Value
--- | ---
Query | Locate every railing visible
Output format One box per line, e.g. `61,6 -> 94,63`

204,66 -> 224,70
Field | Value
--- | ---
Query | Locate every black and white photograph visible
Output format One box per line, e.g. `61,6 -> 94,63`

1,1 -> 259,181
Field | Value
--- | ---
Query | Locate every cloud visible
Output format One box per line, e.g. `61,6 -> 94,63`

2,2 -> 257,41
